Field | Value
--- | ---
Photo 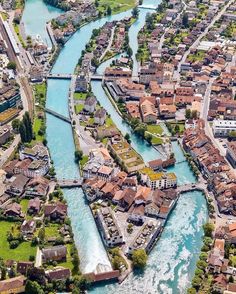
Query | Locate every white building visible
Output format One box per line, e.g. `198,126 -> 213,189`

212,120 -> 236,137
97,207 -> 124,247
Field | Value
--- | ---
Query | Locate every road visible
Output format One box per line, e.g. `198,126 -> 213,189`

173,0 -> 235,82
200,78 -> 214,121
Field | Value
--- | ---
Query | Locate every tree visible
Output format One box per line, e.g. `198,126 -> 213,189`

72,252 -> 80,274
174,124 -> 180,134
191,110 -> 198,119
7,61 -> 16,70
132,7 -> 139,18
203,222 -> 214,238
146,133 -> 152,144
107,6 -> 112,15
228,130 -> 236,141
74,149 -> 83,163
157,3 -> 164,13
132,249 -> 147,269
182,13 -> 189,28
134,123 -> 147,138
38,227 -> 45,243
124,133 -> 131,144
72,288 -> 81,294
25,280 -> 44,294
187,287 -> 197,294
19,121 -> 27,143
229,275 -> 234,283
185,109 -> 191,119
192,275 -> 202,289
127,46 -> 133,58
12,119 -> 20,133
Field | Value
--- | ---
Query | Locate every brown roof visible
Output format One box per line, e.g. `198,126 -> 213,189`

0,276 -> 26,292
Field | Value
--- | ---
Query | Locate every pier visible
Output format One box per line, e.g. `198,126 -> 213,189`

45,108 -> 71,124
57,179 -> 83,188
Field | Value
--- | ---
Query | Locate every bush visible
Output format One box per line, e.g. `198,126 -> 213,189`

9,240 -> 20,249
132,249 -> 147,269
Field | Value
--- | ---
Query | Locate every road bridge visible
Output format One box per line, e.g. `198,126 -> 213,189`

177,182 -> 206,194
47,73 -> 72,79
57,179 -> 83,188
45,108 -> 71,124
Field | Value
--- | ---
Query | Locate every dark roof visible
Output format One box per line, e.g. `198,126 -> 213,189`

95,108 -> 106,118
42,245 -> 67,260
46,267 -> 71,281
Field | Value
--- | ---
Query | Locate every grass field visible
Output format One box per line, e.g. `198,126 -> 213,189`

147,124 -> 163,135
98,0 -> 136,14
45,224 -> 60,239
0,221 -> 36,261
74,92 -> 87,100
20,199 -> 29,214
33,118 -> 44,142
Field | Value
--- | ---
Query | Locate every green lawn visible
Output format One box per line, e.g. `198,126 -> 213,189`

13,23 -> 26,48
45,224 -> 60,239
75,104 -> 84,114
74,92 -> 87,100
34,82 -> 47,107
98,0 -> 136,14
105,117 -> 114,127
0,221 -> 36,261
20,199 -> 29,214
80,155 -> 89,169
147,124 -> 163,135
33,118 -> 44,142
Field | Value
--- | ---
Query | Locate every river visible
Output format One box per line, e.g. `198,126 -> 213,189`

22,1 -> 208,293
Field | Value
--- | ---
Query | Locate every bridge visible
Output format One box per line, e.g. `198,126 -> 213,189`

47,73 -> 72,79
57,179 -> 83,188
175,159 -> 186,165
177,182 -> 206,194
90,75 -> 103,81
138,5 -> 157,11
45,108 -> 71,124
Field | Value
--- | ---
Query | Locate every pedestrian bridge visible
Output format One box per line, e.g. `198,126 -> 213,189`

45,108 -> 71,124
138,5 -> 157,10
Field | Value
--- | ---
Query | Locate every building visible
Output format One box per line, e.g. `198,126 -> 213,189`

75,74 -> 88,92
21,220 -> 36,238
16,261 -> 34,275
46,267 -> 71,281
226,142 -> 236,168
44,202 -> 67,221
128,220 -> 162,255
0,86 -> 21,113
97,207 -> 124,247
0,276 -> 26,294
42,245 -> 67,263
84,96 -> 96,113
212,120 -> 236,137
94,108 -> 106,125
141,168 -> 177,190
6,174 -> 29,196
140,99 -> 157,123
0,125 -> 11,145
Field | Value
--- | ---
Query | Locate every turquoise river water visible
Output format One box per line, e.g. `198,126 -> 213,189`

22,1 -> 208,293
